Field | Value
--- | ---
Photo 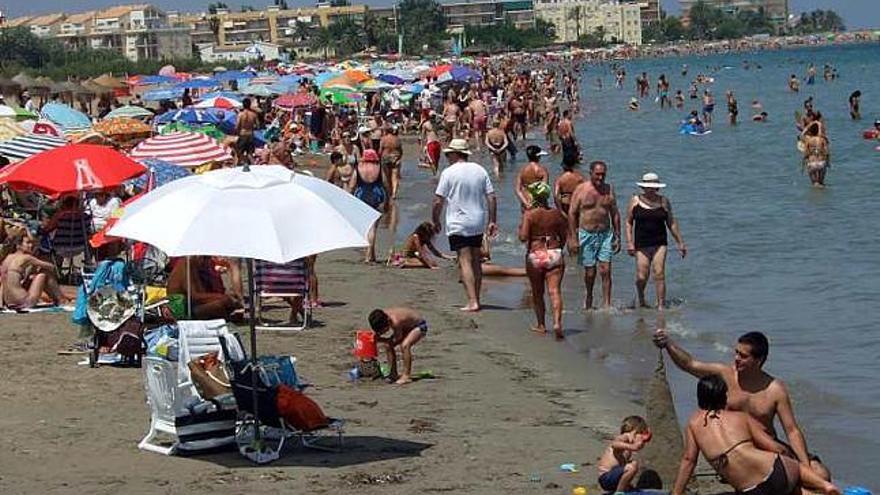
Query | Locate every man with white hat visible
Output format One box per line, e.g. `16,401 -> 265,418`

432,138 -> 497,312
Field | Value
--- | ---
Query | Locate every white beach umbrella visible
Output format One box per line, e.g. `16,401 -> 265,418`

108,164 -> 379,262
108,164 -> 379,463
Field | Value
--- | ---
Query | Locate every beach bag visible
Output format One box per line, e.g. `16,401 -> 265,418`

188,352 -> 231,400
353,329 -> 378,360
174,399 -> 237,454
103,317 -> 144,357
275,385 -> 328,432
257,355 -> 300,390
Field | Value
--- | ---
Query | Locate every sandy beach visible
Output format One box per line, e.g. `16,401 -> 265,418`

0,236 -> 733,494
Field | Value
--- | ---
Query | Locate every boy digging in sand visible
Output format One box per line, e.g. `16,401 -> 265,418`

369,307 -> 427,385
596,415 -> 651,494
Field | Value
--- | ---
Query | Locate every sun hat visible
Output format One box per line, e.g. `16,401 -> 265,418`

362,149 -> 379,162
442,138 -> 471,155
526,145 -> 549,160
636,172 -> 667,189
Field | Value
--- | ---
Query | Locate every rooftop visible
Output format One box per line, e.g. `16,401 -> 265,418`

28,12 -> 65,26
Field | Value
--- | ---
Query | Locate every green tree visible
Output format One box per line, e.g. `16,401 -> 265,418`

567,5 -> 582,41
240,5 -> 256,12
398,0 -> 447,55
364,11 -> 398,53
329,16 -> 367,56
309,26 -> 337,59
795,9 -> 846,34
687,1 -> 723,40
535,18 -> 556,41
274,0 -> 288,9
577,26 -> 608,48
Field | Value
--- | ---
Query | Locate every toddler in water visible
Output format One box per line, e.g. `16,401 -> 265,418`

597,415 -> 652,494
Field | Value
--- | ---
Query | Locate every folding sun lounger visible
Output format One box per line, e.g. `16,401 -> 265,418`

253,258 -> 311,331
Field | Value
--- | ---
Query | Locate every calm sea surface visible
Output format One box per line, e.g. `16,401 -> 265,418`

389,43 -> 880,490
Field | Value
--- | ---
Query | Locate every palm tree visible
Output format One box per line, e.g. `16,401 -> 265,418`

567,5 -> 582,42
309,26 -> 336,59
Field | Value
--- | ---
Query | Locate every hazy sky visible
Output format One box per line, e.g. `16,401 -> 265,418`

4,0 -> 879,29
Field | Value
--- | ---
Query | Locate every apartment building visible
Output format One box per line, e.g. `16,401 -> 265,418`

168,4 -> 366,50
442,0 -> 536,31
633,0 -> 659,24
679,0 -> 789,27
8,5 -> 191,61
534,0 -> 642,45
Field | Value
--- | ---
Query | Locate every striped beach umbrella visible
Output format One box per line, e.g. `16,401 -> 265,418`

129,132 -> 233,168
40,102 -> 92,135
194,96 -> 243,109
0,134 -> 67,162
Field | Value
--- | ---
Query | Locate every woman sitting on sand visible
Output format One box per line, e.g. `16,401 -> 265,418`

519,182 -> 567,339
672,375 -> 840,495
1,233 -> 67,309
389,222 -> 454,269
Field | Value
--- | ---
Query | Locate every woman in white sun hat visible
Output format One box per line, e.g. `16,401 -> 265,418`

624,172 -> 687,310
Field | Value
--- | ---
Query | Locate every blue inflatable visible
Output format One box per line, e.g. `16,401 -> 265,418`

679,122 -> 712,136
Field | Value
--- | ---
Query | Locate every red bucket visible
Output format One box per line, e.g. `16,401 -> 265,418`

354,330 -> 378,360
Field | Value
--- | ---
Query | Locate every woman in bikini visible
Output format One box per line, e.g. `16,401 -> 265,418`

625,173 -> 687,310
801,121 -> 829,188
672,375 -> 840,495
325,149 -> 355,193
554,157 -> 585,216
1,233 -> 66,309
518,182 -> 568,340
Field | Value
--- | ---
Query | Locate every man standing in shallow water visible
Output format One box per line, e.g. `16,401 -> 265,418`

653,330 -> 832,482
567,161 -> 620,310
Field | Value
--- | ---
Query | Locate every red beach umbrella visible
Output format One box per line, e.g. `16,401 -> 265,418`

274,93 -> 317,109
0,144 -> 146,195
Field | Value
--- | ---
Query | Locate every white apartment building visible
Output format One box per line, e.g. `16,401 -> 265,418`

534,0 -> 642,45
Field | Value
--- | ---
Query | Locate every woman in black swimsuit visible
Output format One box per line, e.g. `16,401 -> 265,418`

624,173 -> 686,309
672,375 -> 840,495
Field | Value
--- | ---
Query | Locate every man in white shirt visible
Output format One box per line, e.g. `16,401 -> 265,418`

432,139 -> 497,312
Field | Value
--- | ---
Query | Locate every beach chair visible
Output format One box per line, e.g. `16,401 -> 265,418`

49,211 -> 91,283
139,356 -> 179,455
218,334 -> 345,455
177,319 -> 244,396
253,258 -> 311,331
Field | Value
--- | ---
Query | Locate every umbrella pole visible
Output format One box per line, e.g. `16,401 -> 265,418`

246,257 -> 261,443
186,256 -> 192,319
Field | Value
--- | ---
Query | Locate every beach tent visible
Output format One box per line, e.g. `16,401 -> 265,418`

129,132 -> 233,168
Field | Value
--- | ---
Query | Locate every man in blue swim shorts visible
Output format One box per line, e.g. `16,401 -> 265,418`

568,161 -> 621,310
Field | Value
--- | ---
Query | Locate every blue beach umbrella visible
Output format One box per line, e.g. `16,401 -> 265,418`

240,84 -> 276,97
143,87 -> 184,101
129,158 -> 192,190
214,70 -> 257,82
40,102 -> 92,133
200,91 -> 242,100
135,75 -> 177,85
154,108 -> 225,125
175,78 -> 220,90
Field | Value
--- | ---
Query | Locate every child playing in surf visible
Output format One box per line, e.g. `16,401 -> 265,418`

389,221 -> 454,268
596,415 -> 652,494
369,307 -> 427,385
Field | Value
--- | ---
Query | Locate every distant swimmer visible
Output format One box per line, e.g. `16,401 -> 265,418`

567,161 -> 620,310
681,64 -> 688,77
657,74 -> 671,109
688,82 -> 698,100
674,90 -> 685,109
752,111 -> 769,122
806,63 -> 816,85
629,97 -> 640,111
801,120 -> 829,188
726,90 -> 738,126
849,90 -> 861,120
702,90 -> 715,127
789,74 -> 800,92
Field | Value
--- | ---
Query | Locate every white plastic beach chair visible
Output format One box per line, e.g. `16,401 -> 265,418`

177,319 -> 243,396
139,356 -> 179,455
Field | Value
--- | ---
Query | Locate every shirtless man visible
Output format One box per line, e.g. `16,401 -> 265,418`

558,109 -> 574,143
442,98 -> 460,143
379,125 -> 403,199
554,157 -> 585,216
653,329 -> 831,481
568,161 -> 620,310
509,96 -> 527,140
515,145 -> 550,211
235,97 -> 259,164
485,120 -> 509,176
468,96 -> 488,151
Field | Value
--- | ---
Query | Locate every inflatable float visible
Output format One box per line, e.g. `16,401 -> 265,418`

863,129 -> 879,140
679,123 -> 712,136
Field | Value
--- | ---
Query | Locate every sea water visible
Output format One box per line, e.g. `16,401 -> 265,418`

390,43 -> 879,490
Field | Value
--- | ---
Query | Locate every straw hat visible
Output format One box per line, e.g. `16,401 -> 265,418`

636,172 -> 666,189
442,138 -> 471,155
